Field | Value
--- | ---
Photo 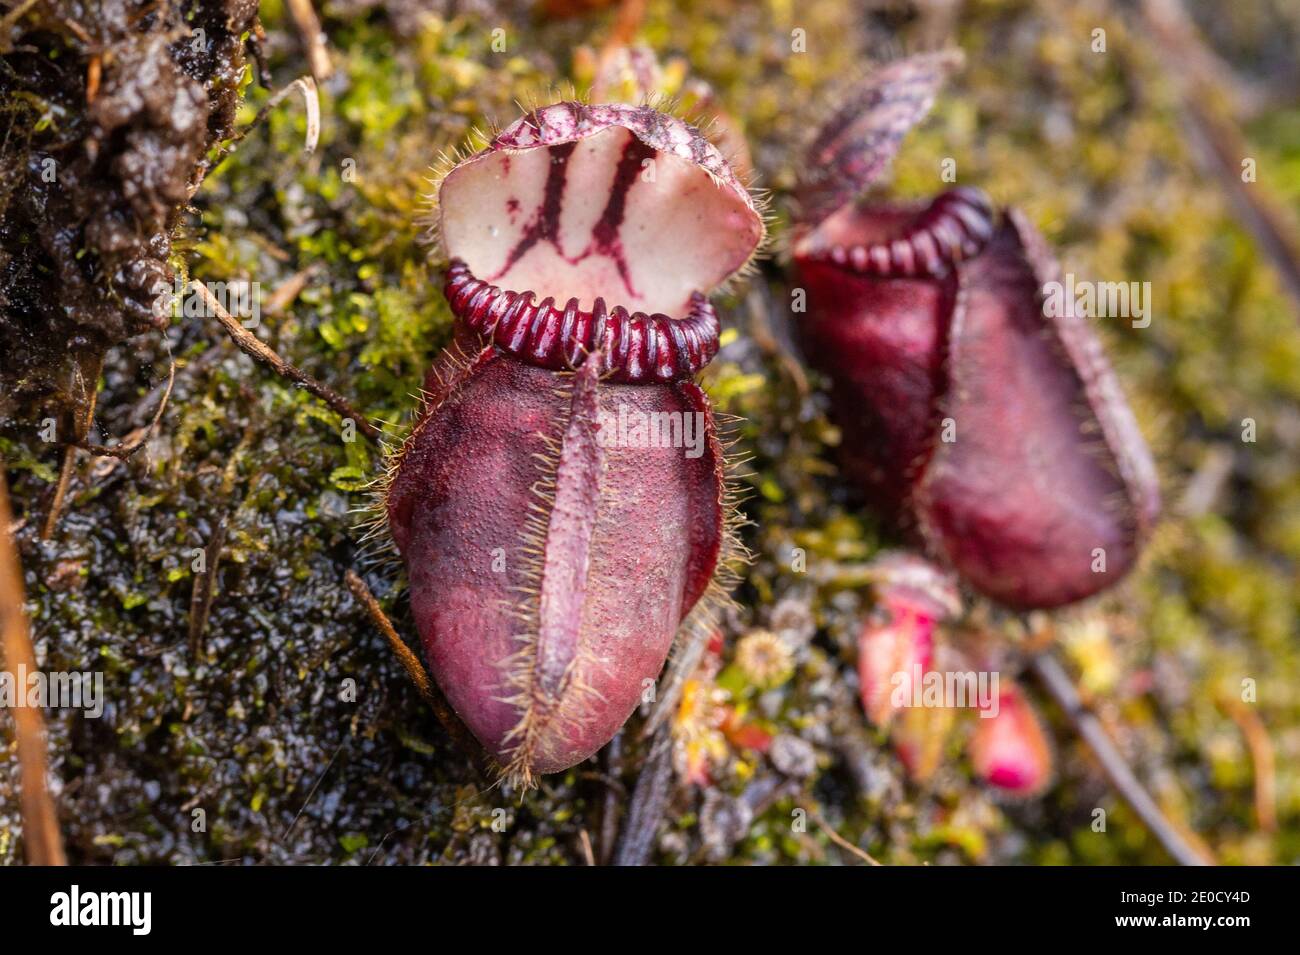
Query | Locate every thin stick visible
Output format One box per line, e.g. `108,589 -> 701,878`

194,280 -> 382,444
188,76 -> 320,199
0,0 -> 40,47
264,266 -> 319,317
805,804 -> 881,866
188,516 -> 227,657
1218,695 -> 1277,833
1141,0 -> 1300,317
281,738 -> 345,844
41,446 -> 77,541
612,723 -> 673,866
189,425 -> 252,656
284,0 -> 332,85
344,570 -> 495,781
41,352 -> 102,539
240,76 -> 320,156
79,354 -> 176,460
577,828 -> 596,866
598,730 -> 623,864
641,620 -> 710,738
1029,651 -> 1213,866
0,469 -> 67,865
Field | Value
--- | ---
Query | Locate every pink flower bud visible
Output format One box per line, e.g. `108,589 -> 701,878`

971,682 -> 1054,797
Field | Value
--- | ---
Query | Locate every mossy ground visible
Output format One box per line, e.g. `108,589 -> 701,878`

1,0 -> 1297,864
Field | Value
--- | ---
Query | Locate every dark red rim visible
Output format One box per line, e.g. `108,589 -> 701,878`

444,259 -> 721,383
798,187 -> 996,278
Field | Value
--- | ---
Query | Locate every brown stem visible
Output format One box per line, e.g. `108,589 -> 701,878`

343,570 -> 495,781
194,280 -> 382,444
0,469 -> 67,865
577,828 -> 596,866
78,354 -> 176,460
0,0 -> 40,48
1029,651 -> 1214,866
188,516 -> 227,658
41,351 -> 103,539
264,266 -> 320,317
190,425 -> 253,657
1140,0 -> 1300,317
40,446 -> 77,542
1218,694 -> 1277,833
284,0 -> 332,85
236,76 -> 320,156
805,804 -> 882,865
190,76 -> 320,199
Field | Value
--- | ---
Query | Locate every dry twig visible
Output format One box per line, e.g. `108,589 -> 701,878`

598,730 -> 624,864
0,470 -> 67,864
612,723 -> 674,866
189,76 -> 320,199
577,828 -> 596,866
344,570 -> 495,781
1218,694 -> 1277,833
806,804 -> 882,866
188,415 -> 254,655
194,279 -> 382,444
0,0 -> 41,49
78,353 -> 176,460
41,351 -> 103,539
1141,0 -> 1300,317
284,0 -> 332,85
1030,650 -> 1214,866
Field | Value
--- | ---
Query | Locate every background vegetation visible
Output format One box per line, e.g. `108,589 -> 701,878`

1,0 -> 1297,864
